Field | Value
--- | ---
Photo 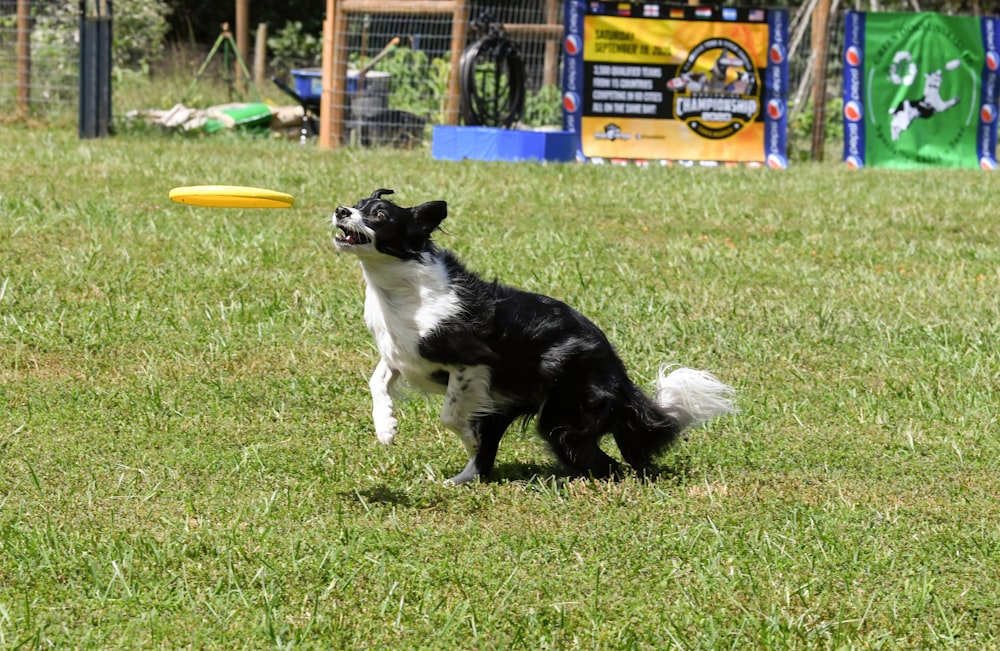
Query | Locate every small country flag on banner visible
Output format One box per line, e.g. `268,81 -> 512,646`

749,9 -> 765,21
694,7 -> 712,19
617,3 -> 631,16
643,5 -> 659,17
670,8 -> 685,18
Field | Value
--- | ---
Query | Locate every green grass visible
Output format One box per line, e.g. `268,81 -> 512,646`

1,125 -> 999,649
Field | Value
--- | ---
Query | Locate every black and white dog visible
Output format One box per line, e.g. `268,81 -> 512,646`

333,189 -> 736,485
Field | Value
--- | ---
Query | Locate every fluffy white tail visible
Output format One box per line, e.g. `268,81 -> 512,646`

654,365 -> 737,430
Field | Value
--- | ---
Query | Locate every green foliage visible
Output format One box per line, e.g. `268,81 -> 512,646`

350,48 -> 561,127
111,0 -> 171,72
356,46 -> 451,122
788,97 -> 846,161
523,84 -> 563,127
10,0 -> 169,101
267,20 -> 322,76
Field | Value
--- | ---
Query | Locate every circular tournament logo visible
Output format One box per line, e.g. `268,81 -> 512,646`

981,156 -> 997,171
869,22 -> 975,165
845,155 -> 864,169
563,92 -> 580,113
983,104 -> 997,123
670,38 -> 761,140
564,35 -> 581,56
845,45 -> 862,67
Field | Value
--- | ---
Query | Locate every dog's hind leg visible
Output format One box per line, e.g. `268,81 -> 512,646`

540,427 -> 620,478
537,394 -> 620,478
369,358 -> 400,445
445,410 -> 518,485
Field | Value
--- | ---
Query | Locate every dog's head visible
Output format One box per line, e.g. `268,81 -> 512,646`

333,189 -> 448,260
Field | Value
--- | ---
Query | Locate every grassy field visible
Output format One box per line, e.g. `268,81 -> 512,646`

1,125 -> 999,649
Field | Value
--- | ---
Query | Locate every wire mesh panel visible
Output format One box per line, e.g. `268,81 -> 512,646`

0,0 -> 79,116
321,0 -> 564,149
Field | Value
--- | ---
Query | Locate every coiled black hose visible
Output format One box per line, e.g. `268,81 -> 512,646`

458,16 -> 526,128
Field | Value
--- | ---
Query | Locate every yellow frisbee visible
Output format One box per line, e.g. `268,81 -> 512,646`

169,185 -> 294,208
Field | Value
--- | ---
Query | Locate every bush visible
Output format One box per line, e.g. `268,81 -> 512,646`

362,46 -> 450,122
267,21 -> 322,76
28,0 -> 170,75
112,0 -> 171,73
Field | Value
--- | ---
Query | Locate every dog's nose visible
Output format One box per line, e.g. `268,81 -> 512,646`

335,206 -> 349,220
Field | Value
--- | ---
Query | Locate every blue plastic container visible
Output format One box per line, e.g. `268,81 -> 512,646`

290,68 -> 390,102
431,126 -> 577,163
290,68 -> 323,100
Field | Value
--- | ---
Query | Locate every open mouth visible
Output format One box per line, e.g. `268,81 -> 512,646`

332,206 -> 374,248
333,223 -> 372,247
334,227 -> 372,247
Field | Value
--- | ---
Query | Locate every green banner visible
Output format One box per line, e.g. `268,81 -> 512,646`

843,11 -> 1000,170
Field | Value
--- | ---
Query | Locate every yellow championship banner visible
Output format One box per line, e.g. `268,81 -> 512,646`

562,2 -> 790,166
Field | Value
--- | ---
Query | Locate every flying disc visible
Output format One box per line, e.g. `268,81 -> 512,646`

169,185 -> 294,208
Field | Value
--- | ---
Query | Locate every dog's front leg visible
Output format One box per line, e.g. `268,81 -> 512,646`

439,366 -> 495,485
369,358 -> 399,445
446,411 -> 516,486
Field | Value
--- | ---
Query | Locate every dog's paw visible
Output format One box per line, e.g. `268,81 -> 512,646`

375,421 -> 398,445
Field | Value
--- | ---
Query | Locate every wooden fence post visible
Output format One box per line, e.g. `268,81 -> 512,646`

810,0 -> 831,161
446,0 -> 467,125
543,0 -> 559,87
235,0 -> 249,93
254,23 -> 268,90
16,0 -> 31,116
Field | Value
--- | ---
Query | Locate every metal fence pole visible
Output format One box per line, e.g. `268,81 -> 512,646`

79,0 -> 113,138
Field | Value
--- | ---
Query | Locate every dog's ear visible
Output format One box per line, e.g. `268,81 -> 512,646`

409,200 -> 448,239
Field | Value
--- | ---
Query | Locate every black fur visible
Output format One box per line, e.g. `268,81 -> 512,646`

426,265 -> 685,473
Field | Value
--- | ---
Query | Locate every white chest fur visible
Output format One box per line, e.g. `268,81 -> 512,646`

359,254 -> 461,392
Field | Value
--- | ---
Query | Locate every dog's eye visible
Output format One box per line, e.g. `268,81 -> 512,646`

374,210 -> 387,222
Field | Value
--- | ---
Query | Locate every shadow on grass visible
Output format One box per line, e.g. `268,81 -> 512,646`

493,458 -> 696,485
344,458 -> 696,508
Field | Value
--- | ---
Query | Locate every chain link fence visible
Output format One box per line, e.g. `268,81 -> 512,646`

311,0 -> 855,157
0,0 -> 79,117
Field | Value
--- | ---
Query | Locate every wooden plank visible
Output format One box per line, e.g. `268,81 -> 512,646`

340,0 -> 457,13
503,24 -> 563,39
